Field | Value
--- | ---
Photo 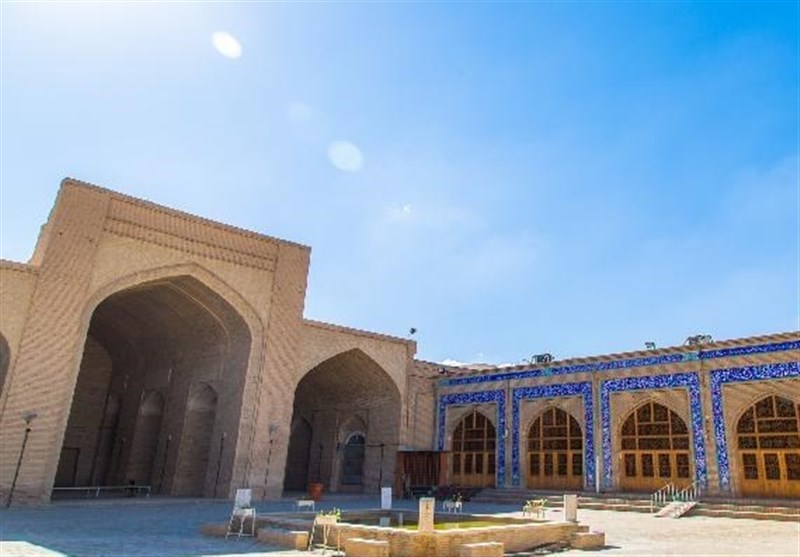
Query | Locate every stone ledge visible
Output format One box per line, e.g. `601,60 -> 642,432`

257,527 -> 309,551
570,531 -> 606,550
459,541 -> 505,557
343,537 -> 390,557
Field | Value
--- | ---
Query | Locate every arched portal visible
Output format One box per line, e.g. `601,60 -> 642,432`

54,275 -> 252,498
285,349 -> 401,494
173,383 -> 218,496
527,407 -> 583,490
126,391 -> 164,488
450,410 -> 496,488
735,395 -> 800,499
341,433 -> 366,487
619,401 -> 691,492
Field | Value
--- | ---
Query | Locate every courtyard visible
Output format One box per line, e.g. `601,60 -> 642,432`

0,495 -> 797,557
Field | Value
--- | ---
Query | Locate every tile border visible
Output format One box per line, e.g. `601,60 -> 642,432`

440,340 -> 798,387
600,373 -> 707,490
511,382 -> 594,489
437,390 -> 506,487
710,361 -> 800,491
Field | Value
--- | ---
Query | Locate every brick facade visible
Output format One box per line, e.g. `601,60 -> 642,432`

0,178 -> 796,505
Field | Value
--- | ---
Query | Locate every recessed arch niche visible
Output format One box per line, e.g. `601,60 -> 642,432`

54,275 -> 252,498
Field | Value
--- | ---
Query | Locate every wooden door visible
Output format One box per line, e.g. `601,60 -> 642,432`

736,396 -> 800,499
618,401 -> 692,492
450,410 -> 496,487
526,407 -> 583,490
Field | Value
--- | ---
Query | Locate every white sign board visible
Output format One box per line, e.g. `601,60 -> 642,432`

381,487 -> 392,510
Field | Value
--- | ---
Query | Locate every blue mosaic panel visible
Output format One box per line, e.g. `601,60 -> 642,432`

437,390 -> 506,487
600,373 -> 707,490
440,340 -> 797,387
511,382 -> 594,489
710,361 -> 800,492
700,340 -> 799,360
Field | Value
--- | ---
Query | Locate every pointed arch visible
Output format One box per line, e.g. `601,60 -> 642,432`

450,409 -> 496,487
56,264 -> 259,500
173,383 -> 218,496
284,416 -> 313,491
286,349 -> 401,494
734,395 -> 800,499
526,406 -> 583,490
618,400 -> 692,492
127,391 -> 165,484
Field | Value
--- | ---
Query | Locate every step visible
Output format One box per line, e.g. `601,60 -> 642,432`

473,489 -> 800,521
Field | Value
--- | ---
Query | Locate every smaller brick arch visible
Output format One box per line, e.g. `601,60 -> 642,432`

173,383 -> 219,496
127,391 -> 166,485
286,349 -> 401,494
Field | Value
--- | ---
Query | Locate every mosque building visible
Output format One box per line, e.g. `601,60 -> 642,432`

1,179 -> 797,505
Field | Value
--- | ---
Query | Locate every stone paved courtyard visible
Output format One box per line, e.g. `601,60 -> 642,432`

0,495 -> 798,556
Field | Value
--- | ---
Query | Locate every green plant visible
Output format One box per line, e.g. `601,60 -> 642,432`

317,507 -> 342,520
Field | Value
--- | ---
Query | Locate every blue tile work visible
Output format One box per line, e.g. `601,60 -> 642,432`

437,390 -> 506,487
511,382 -> 594,488
442,353 -> 688,387
439,340 -> 797,387
700,340 -> 799,360
710,361 -> 800,492
600,373 -> 707,490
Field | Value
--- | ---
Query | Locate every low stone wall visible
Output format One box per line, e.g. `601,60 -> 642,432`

459,541 -> 504,557
344,537 -> 391,557
330,521 -> 580,557
204,511 -> 586,557
257,527 -> 308,550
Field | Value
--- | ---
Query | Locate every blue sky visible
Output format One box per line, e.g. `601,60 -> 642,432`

1,1 -> 798,365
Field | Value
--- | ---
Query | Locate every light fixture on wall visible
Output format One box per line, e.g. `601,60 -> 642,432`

6,411 -> 38,508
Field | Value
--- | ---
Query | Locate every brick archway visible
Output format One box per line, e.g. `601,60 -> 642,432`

55,274 -> 253,498
286,349 -> 401,494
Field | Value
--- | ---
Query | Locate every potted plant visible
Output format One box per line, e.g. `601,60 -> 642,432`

308,481 -> 324,501
316,507 -> 341,525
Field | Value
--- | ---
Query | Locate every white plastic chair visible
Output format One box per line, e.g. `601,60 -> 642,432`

226,488 -> 256,539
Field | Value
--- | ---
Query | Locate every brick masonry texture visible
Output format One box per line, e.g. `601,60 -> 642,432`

0,178 -> 797,505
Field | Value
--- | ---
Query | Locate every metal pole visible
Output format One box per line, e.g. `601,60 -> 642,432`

6,426 -> 31,508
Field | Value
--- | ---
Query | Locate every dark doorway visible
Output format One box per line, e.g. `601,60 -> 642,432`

342,434 -> 366,486
54,448 -> 80,487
